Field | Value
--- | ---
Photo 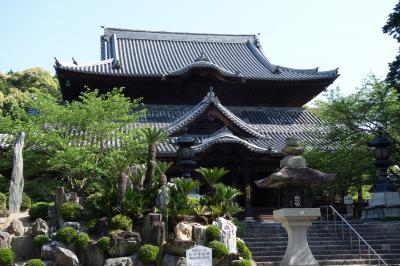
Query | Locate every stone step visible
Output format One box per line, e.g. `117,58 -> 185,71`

253,253 -> 400,262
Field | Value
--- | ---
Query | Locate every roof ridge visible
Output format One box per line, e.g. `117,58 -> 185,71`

104,27 -> 256,38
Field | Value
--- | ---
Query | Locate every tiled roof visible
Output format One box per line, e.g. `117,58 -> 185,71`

166,90 -> 263,138
55,28 -> 339,81
134,101 -> 323,155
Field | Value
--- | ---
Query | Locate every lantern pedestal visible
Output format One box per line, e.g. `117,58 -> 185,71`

274,208 -> 320,266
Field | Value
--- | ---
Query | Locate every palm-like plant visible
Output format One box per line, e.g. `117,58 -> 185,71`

156,161 -> 173,186
142,126 -> 168,188
195,167 -> 229,186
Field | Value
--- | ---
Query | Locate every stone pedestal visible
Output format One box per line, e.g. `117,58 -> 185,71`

273,208 -> 320,266
362,192 -> 400,220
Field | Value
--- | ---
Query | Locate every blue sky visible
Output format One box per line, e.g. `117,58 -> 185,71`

0,0 -> 398,96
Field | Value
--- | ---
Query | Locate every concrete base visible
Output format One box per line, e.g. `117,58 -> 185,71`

362,205 -> 400,219
369,192 -> 400,207
273,208 -> 321,266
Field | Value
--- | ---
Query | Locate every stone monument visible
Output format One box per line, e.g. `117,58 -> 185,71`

9,132 -> 25,214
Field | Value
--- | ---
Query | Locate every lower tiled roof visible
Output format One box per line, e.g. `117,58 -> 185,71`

135,104 -> 322,155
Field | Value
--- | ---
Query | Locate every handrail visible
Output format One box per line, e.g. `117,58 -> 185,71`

320,205 -> 388,266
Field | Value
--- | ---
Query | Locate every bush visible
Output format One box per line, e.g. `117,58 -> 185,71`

110,214 -> 132,231
87,218 -> 98,232
0,247 -> 14,266
0,193 -> 7,217
29,202 -> 49,219
233,259 -> 252,266
206,224 -> 221,242
24,177 -> 62,202
33,235 -> 50,248
236,239 -> 251,259
76,232 -> 89,250
97,236 -> 111,252
20,192 -> 32,211
25,259 -> 44,266
60,202 -> 81,221
56,226 -> 77,244
138,244 -> 159,264
207,240 -> 229,258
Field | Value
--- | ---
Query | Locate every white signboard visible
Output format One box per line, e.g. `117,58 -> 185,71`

344,195 -> 353,205
186,245 -> 212,266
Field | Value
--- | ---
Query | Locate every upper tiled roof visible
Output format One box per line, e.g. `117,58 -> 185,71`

55,28 -> 338,81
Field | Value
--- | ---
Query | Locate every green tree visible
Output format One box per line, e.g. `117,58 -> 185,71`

0,89 -> 146,204
306,76 -> 400,200
383,1 -> 400,86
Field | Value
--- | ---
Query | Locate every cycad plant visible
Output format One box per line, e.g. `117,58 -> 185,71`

195,167 -> 229,195
209,183 -> 243,219
156,161 -> 173,186
142,126 -> 168,188
168,177 -> 200,217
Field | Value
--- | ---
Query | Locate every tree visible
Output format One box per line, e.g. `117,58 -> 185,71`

306,76 -> 400,201
0,89 -> 146,200
142,127 -> 167,189
383,1 -> 400,86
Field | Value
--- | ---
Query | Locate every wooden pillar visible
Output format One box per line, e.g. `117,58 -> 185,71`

244,169 -> 254,221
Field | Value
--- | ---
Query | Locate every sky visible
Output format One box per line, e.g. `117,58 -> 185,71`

0,0 -> 398,97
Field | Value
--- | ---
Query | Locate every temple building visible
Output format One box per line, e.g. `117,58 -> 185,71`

54,28 -> 339,218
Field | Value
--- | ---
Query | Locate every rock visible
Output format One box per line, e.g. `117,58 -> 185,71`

5,218 -> 25,236
9,132 -> 25,214
31,218 -> 49,236
174,222 -> 192,241
85,241 -> 106,266
280,155 -> 306,168
11,235 -> 34,260
142,213 -> 166,246
96,217 -> 109,237
213,217 -> 237,253
54,247 -> 79,266
165,240 -> 196,257
103,256 -> 134,266
0,232 -> 12,248
63,221 -> 80,231
41,241 -> 64,261
108,231 -> 141,257
43,261 -> 56,266
192,223 -> 207,245
163,254 -> 187,266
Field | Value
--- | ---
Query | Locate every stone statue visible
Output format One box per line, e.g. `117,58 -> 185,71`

156,175 -> 170,214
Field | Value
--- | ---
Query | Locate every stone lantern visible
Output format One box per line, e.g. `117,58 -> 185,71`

362,135 -> 400,219
255,136 -> 335,266
175,134 -> 196,179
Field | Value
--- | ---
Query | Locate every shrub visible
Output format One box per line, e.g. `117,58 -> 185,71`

207,240 -> 229,258
33,235 -> 50,248
236,239 -> 252,259
206,224 -> 221,242
97,236 -> 111,252
76,232 -> 90,250
87,218 -> 98,232
25,259 -> 44,266
60,202 -> 81,221
29,202 -> 49,219
56,226 -> 77,244
0,247 -> 14,266
0,192 -> 7,217
110,214 -> 132,231
21,192 -> 32,211
233,259 -> 252,266
138,244 -> 159,264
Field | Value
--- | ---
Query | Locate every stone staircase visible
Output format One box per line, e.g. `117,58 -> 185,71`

242,220 -> 400,266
